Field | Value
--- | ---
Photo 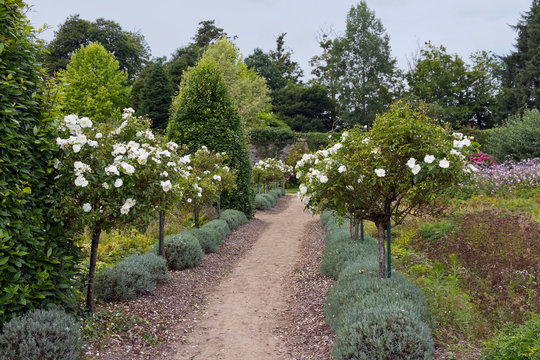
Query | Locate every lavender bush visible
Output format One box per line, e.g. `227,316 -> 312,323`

472,158 -> 540,195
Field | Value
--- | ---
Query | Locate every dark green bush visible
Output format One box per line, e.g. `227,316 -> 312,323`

481,315 -> 540,360
220,209 -> 249,230
255,194 -> 272,210
168,60 -> 255,217
95,253 -> 168,302
298,131 -> 333,151
332,303 -> 433,360
0,0 -> 80,323
249,127 -> 296,146
202,219 -> 230,241
486,109 -> 540,161
163,233 -> 204,270
0,308 -> 81,360
183,227 -> 218,253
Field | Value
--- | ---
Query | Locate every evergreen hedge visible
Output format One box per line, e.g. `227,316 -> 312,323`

0,0 -> 80,324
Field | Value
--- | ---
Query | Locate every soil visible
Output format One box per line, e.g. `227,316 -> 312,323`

172,194 -> 314,359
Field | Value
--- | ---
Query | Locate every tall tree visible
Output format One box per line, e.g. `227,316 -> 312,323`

498,0 -> 540,121
336,2 -> 399,127
59,42 -> 130,122
192,19 -> 227,48
245,48 -> 286,92
165,44 -> 202,87
272,83 -> 334,132
310,30 -> 344,130
197,38 -> 272,128
407,43 -> 501,128
269,33 -> 304,83
43,15 -> 150,80
137,61 -> 175,130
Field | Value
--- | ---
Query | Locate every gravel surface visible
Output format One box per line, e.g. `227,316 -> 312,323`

83,218 -> 265,360
274,218 -> 335,360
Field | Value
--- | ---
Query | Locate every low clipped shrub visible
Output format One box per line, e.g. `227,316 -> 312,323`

325,275 -> 430,331
0,308 -> 81,360
320,230 -> 366,279
183,227 -> 219,253
220,209 -> 249,230
262,192 -> 278,207
202,219 -> 230,241
164,233 -> 204,270
481,315 -> 540,360
95,253 -> 168,302
270,188 -> 284,197
255,194 -> 272,210
332,303 -> 434,360
320,210 -> 337,228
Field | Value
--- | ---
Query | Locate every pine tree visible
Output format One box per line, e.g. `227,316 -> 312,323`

498,0 -> 540,120
137,61 -> 174,130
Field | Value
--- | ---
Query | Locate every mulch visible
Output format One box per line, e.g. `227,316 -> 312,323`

83,218 -> 266,360
274,218 -> 336,360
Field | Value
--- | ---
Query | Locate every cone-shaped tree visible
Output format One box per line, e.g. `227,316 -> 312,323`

137,61 -> 174,131
168,60 -> 255,217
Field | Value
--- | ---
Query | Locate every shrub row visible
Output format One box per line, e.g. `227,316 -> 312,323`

0,308 -> 81,360
320,211 -> 434,360
95,209 -> 249,303
255,188 -> 285,210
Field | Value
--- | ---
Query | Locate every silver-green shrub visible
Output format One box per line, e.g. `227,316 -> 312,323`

220,209 -> 248,230
0,308 -> 81,360
183,227 -> 218,253
255,194 -> 272,210
202,219 -> 231,240
164,233 -> 203,270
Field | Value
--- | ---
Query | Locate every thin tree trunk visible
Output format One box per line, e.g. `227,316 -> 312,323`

377,221 -> 386,278
86,225 -> 102,312
354,217 -> 360,241
349,217 -> 354,240
194,204 -> 200,228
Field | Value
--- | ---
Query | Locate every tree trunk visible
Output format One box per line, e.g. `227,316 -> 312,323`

376,221 -> 386,278
349,218 -> 354,240
158,211 -> 166,261
86,225 -> 102,312
354,217 -> 360,242
194,204 -> 200,228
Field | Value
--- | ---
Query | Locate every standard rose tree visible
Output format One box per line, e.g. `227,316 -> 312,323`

296,101 -> 477,278
54,109 -> 190,311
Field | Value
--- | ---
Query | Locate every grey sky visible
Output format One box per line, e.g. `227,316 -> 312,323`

27,0 -> 531,79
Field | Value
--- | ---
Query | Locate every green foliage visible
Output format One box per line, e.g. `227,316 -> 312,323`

192,19 -> 227,49
420,220 -> 454,242
163,233 -> 203,270
320,210 -> 337,227
0,308 -> 81,360
255,194 -> 272,210
136,61 -> 175,130
298,132 -> 333,151
95,253 -> 168,302
245,48 -> 286,92
199,38 -> 271,128
250,127 -> 296,146
164,44 -> 201,87
43,15 -> 150,80
0,0 -> 80,323
168,60 -> 255,217
486,109 -> 540,161
220,209 -> 249,230
481,315 -> 540,360
58,42 -> 130,122
202,219 -> 231,241
407,42 -> 502,128
320,232 -> 365,279
269,32 -> 304,83
183,227 -> 218,253
332,304 -> 433,360
285,139 -> 310,167
272,83 -> 335,132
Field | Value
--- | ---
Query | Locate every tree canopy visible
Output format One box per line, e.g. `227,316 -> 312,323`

137,61 -> 175,130
59,42 -> 131,122
43,15 -> 150,80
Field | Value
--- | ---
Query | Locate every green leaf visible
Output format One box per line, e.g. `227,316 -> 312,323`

22,187 -> 31,194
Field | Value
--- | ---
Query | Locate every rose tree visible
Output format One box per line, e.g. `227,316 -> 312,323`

54,109 -> 190,311
297,102 -> 477,278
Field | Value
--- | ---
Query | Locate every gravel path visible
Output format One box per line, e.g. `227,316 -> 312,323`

173,195 -> 313,359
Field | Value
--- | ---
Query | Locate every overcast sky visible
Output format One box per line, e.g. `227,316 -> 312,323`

26,0 -> 531,80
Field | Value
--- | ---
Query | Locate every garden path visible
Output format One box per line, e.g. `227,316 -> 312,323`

174,194 -> 313,359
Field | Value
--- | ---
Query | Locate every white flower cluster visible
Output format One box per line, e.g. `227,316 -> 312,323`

120,198 -> 136,215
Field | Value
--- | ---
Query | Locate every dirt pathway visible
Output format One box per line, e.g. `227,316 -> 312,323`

174,195 -> 313,360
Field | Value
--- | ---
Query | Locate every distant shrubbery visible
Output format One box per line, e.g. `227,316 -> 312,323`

320,211 -> 433,360
254,188 -> 284,210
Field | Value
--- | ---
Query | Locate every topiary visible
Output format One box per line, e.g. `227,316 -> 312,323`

0,308 -> 81,360
202,219 -> 230,241
168,59 -> 255,217
0,0 -> 80,323
220,209 -> 249,230
95,253 -> 167,302
183,227 -> 218,253
261,193 -> 278,207
332,303 -> 433,360
163,233 -> 204,270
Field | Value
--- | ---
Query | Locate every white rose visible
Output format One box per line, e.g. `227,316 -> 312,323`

319,175 -> 328,183
95,133 -> 103,139
79,117 -> 93,128
161,180 -> 172,192
338,165 -> 347,173
411,164 -> 421,175
424,155 -> 435,164
375,168 -> 386,177
114,178 -> 123,188
102,182 -> 109,189
74,175 -> 88,187
439,158 -> 450,169
72,144 -> 81,153
299,185 -> 307,195
82,203 -> 92,212
406,158 -> 416,169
